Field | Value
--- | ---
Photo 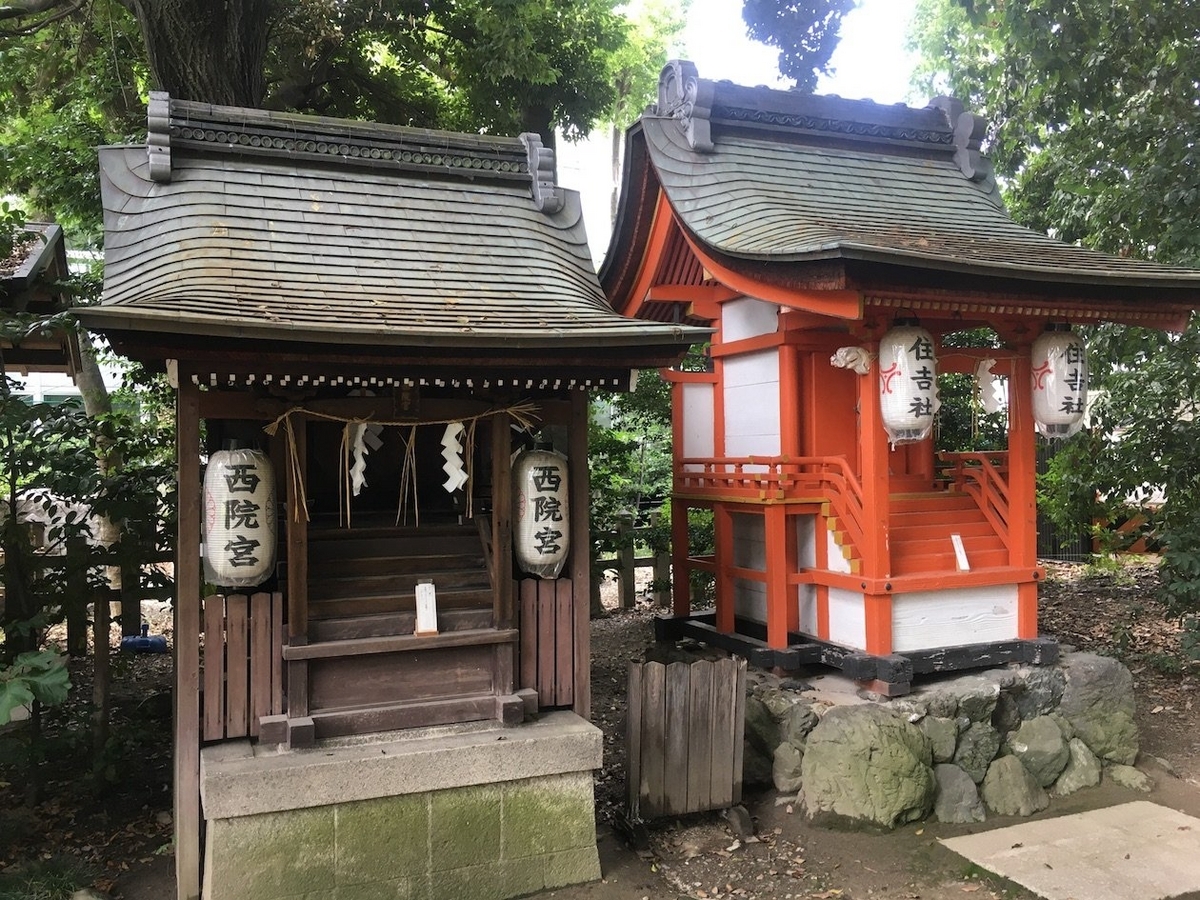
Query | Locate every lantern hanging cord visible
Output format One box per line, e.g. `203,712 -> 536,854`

263,402 -> 542,524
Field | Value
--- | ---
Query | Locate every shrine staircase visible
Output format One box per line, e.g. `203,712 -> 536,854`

305,519 -> 494,640
889,491 -> 1008,576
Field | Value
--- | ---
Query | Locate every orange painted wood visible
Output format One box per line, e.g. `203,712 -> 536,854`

714,504 -> 735,633
778,344 -> 801,457
671,498 -> 691,616
709,331 -> 785,358
174,376 -> 202,900
647,283 -> 739,304
1017,582 -> 1038,640
764,505 -> 790,649
569,390 -> 592,720
555,578 -> 574,708
1007,342 -> 1040,639
815,585 -> 830,640
660,369 -> 718,384
249,592 -> 271,738
224,594 -> 249,739
201,595 -> 224,742
619,194 -> 677,320
858,347 -> 893,655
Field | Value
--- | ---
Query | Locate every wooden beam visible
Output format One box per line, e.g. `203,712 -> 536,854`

490,411 -> 514,630
174,378 -> 202,900
569,391 -> 592,720
620,193 -> 680,321
646,284 -> 739,304
857,346 -> 893,657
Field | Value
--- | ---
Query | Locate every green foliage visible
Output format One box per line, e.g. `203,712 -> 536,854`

742,0 -> 856,90
0,855 -> 93,900
912,0 -> 1200,614
0,650 -> 69,726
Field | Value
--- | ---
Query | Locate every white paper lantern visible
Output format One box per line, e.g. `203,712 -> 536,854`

1031,325 -> 1087,438
203,449 -> 277,588
513,447 -> 570,580
878,322 -> 939,444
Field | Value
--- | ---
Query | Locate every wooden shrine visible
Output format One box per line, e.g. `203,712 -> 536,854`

601,61 -> 1200,695
80,95 -> 701,900
0,223 -> 81,374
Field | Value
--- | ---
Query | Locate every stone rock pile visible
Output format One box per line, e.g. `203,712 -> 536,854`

742,651 -> 1148,829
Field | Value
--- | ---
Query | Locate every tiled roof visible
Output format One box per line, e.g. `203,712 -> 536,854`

82,96 -> 705,352
617,60 -> 1200,290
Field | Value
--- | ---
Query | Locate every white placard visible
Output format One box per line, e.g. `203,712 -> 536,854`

951,533 -> 970,572
415,580 -> 438,635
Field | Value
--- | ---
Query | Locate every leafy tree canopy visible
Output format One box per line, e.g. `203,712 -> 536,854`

742,0 -> 857,91
911,0 -> 1200,615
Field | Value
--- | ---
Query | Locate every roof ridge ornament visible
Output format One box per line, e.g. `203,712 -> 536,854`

147,91 -> 173,182
655,60 -> 715,153
519,133 -> 565,214
929,97 -> 996,189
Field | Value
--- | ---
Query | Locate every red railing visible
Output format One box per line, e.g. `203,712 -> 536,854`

675,456 -> 867,557
939,451 -> 1011,549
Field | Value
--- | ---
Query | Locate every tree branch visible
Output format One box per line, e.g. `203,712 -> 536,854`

0,0 -> 86,35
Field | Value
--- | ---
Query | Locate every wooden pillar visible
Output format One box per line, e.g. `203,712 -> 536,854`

778,343 -> 801,457
175,377 -> 202,900
714,503 -> 735,633
491,411 -> 515,699
284,414 -> 310,722
764,505 -> 795,649
859,350 -> 893,656
1008,340 -> 1039,638
569,392 -> 592,720
670,498 -> 690,615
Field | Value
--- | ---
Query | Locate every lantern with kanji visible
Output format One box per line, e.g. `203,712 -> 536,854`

878,320 -> 939,444
203,448 -> 277,588
513,446 -> 570,579
1031,324 -> 1087,438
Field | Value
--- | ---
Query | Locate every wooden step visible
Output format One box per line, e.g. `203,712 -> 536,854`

889,492 -> 979,514
890,534 -> 1006,557
891,520 -> 996,541
309,608 -> 494,642
308,586 -> 494,621
308,567 -> 490,601
314,551 -> 486,578
890,547 -> 1009,576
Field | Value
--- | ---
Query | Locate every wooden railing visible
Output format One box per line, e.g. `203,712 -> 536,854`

594,512 -> 672,610
939,451 -> 1011,549
675,455 -> 867,558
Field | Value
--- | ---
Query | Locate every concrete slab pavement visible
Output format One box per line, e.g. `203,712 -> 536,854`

941,800 -> 1200,900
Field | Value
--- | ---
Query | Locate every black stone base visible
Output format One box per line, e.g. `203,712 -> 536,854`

655,610 -> 1059,697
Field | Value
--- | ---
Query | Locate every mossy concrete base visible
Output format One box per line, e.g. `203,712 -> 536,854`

201,713 -> 601,900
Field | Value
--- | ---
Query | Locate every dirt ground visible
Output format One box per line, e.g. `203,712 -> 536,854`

4,559 -> 1200,900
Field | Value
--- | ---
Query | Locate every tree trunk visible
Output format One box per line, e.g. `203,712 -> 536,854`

520,103 -> 555,149
121,0 -> 272,107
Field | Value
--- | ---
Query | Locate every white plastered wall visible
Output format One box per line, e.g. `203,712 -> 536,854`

722,297 -> 779,342
796,515 -> 818,635
827,587 -> 866,650
681,382 -> 715,470
891,584 -> 1019,653
723,350 -> 780,459
732,513 -> 766,623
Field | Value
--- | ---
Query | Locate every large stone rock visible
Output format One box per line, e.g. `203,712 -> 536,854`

773,742 -> 804,793
991,692 -> 1021,738
1052,738 -> 1102,797
1106,764 -> 1154,793
758,687 -> 797,721
918,716 -> 959,764
980,756 -> 1049,817
922,689 -> 959,719
950,675 -> 1002,723
1058,653 -> 1139,764
952,721 -> 1002,784
933,764 -> 986,824
743,695 -> 782,787
1004,716 -> 1069,787
800,705 -> 934,828
1013,666 -> 1066,719
782,701 -> 819,747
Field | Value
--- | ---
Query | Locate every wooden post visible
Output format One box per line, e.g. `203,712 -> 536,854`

617,512 -> 635,609
174,377 -> 202,900
858,350 -> 893,656
778,343 -> 801,456
491,411 -> 515,701
764,506 -> 795,649
284,416 -> 308,642
119,544 -> 142,638
1008,340 -> 1039,638
651,511 -> 671,608
670,498 -> 690,616
714,503 -> 735,634
569,391 -> 591,720
64,537 -> 89,657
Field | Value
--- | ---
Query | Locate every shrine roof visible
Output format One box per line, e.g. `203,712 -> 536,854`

81,95 -> 705,354
601,61 -> 1200,309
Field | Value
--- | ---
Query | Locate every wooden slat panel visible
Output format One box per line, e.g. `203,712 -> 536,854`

686,660 -> 714,813
569,392 -> 592,720
709,658 -> 736,810
626,661 -> 644,819
271,592 -> 284,715
519,579 -> 537,692
663,662 -> 690,816
536,580 -> 555,707
249,593 -> 271,738
174,376 -> 202,900
732,658 -> 746,805
224,594 -> 249,739
201,596 -> 224,741
554,579 -> 573,707
641,662 -> 666,818
308,645 -> 494,709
